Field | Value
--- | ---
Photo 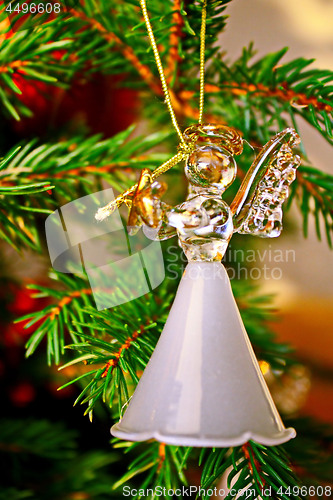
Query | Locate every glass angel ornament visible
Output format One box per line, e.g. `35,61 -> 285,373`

111,124 -> 301,447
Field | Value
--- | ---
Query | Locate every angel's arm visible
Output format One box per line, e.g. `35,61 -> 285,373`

128,168 -> 209,241
230,128 -> 301,237
143,200 -> 209,241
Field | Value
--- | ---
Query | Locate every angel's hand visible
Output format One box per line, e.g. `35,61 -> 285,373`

127,169 -> 167,235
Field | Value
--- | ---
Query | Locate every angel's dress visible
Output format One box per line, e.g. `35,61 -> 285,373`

111,259 -> 295,446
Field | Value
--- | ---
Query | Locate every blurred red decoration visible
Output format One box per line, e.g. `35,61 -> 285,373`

9,381 -> 36,407
12,70 -> 138,138
7,284 -> 37,314
1,283 -> 49,347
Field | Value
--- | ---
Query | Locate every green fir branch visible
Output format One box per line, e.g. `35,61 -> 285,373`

200,443 -> 304,500
58,289 -> 172,419
285,417 -> 333,483
0,418 -> 121,499
206,47 -> 333,145
112,441 -> 190,499
109,416 -> 333,499
16,272 -> 96,364
0,418 -> 77,459
0,127 -> 170,251
0,0 -> 232,120
295,166 -> 333,247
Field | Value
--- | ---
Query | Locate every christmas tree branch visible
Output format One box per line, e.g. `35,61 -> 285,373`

16,274 -> 96,364
101,324 -> 147,378
0,418 -> 77,459
70,4 -> 161,95
0,128 -> 170,181
110,415 -> 333,498
59,323 -> 161,419
207,47 -> 333,145
0,418 -> 120,498
68,1 -> 213,123
180,81 -> 332,116
165,0 -> 183,82
295,167 -> 333,247
112,441 -> 190,496
0,128 -> 171,250
48,288 -> 93,320
285,417 -> 333,483
200,443 -> 304,500
0,0 -> 231,120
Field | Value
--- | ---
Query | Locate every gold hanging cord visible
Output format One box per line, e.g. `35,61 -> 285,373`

139,0 -> 186,146
95,0 -> 208,221
198,0 -> 207,124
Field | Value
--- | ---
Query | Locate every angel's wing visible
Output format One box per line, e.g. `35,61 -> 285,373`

230,128 -> 301,237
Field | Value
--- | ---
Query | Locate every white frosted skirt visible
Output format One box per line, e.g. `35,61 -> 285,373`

111,262 -> 296,447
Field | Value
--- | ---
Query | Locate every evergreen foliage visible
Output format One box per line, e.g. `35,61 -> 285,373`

0,418 -> 121,499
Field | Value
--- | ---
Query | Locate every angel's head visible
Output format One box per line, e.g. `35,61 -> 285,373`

184,124 -> 243,194
185,145 -> 237,193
